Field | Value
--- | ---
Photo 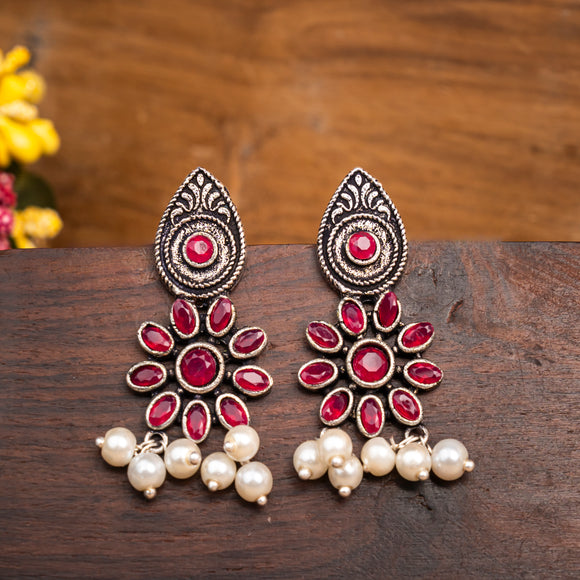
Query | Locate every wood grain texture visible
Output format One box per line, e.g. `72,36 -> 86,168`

1,1 -> 579,247
0,242 -> 578,578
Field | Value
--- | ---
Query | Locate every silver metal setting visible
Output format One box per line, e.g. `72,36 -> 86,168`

136,431 -> 169,455
206,295 -> 236,338
182,231 -> 219,269
372,292 -> 402,334
319,387 -> 354,427
232,365 -> 274,397
175,342 -> 225,394
344,230 -> 381,266
215,393 -> 251,429
305,320 -> 344,354
145,391 -> 181,431
397,322 -> 435,354
337,297 -> 368,337
298,358 -> 339,390
388,387 -> 423,427
181,399 -> 212,443
317,168 -> 408,297
126,361 -> 168,393
137,321 -> 174,357
345,338 -> 395,389
356,394 -> 386,438
228,327 -> 268,360
403,359 -> 443,390
169,299 -> 200,340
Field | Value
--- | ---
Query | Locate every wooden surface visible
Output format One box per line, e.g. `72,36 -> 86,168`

0,242 -> 578,578
1,1 -> 580,246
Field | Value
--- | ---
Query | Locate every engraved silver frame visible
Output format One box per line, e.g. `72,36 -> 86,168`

228,327 -> 268,360
182,231 -> 219,269
356,394 -> 386,438
146,391 -> 181,431
388,387 -> 423,427
232,365 -> 273,397
305,320 -> 344,354
298,358 -> 339,390
337,297 -> 368,337
206,295 -> 236,338
215,393 -> 251,429
175,342 -> 225,394
372,292 -> 402,334
319,387 -> 354,427
397,322 -> 435,354
137,321 -> 175,357
126,361 -> 168,393
402,359 -> 444,390
345,338 -> 395,389
181,399 -> 212,443
169,299 -> 201,340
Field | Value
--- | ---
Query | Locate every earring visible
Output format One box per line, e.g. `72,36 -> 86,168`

96,168 -> 273,505
293,168 -> 474,496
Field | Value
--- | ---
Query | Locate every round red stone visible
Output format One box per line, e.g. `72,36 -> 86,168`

209,297 -> 233,333
219,397 -> 248,427
300,361 -> 335,386
172,299 -> 197,335
348,231 -> 377,261
180,348 -> 217,386
184,404 -> 208,441
130,364 -> 164,387
141,324 -> 172,354
391,389 -> 421,422
341,301 -> 366,334
234,368 -> 271,394
352,346 -> 389,383
360,397 -> 383,435
148,394 -> 177,428
307,322 -> 340,349
185,233 -> 214,265
232,328 -> 265,355
321,391 -> 349,423
407,361 -> 442,385
401,322 -> 434,349
377,291 -> 399,329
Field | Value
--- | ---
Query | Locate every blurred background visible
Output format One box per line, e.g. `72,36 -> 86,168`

0,0 -> 578,248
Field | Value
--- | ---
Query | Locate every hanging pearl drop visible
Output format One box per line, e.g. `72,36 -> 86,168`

99,427 -> 136,467
361,437 -> 396,476
201,452 -> 237,491
293,440 -> 327,480
318,428 -> 353,468
223,425 -> 260,463
235,461 -> 273,504
395,442 -> 432,481
328,455 -> 364,497
127,453 -> 166,496
431,439 -> 473,481
164,438 -> 202,479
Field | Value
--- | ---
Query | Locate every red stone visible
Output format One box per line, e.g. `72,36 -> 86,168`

172,299 -> 197,336
141,323 -> 173,354
407,361 -> 442,385
360,397 -> 384,435
184,403 -> 209,441
129,364 -> 164,387
401,322 -> 434,350
147,394 -> 177,428
208,297 -> 233,334
307,322 -> 340,350
352,346 -> 389,383
320,391 -> 349,423
234,367 -> 271,394
219,397 -> 249,427
185,233 -> 214,265
299,361 -> 336,386
232,328 -> 265,355
348,231 -> 377,261
377,291 -> 399,329
180,347 -> 217,386
341,301 -> 366,334
391,389 -> 421,422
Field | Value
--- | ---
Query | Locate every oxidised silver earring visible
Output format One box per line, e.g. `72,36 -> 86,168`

96,168 -> 273,505
293,168 -> 474,496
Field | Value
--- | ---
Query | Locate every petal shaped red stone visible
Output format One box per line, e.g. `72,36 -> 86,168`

407,361 -> 442,385
401,322 -> 434,350
147,394 -> 178,428
184,403 -> 209,441
232,328 -> 265,355
129,364 -> 164,387
352,346 -> 389,383
172,299 -> 197,336
209,297 -> 233,334
180,348 -> 217,386
233,367 -> 271,394
219,397 -> 249,427
348,231 -> 377,261
321,391 -> 349,423
391,389 -> 421,422
341,301 -> 366,334
377,291 -> 399,329
140,323 -> 173,354
307,322 -> 340,350
360,397 -> 384,435
185,233 -> 214,265
299,361 -> 336,386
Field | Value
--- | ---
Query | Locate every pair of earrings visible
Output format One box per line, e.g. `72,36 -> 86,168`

95,167 -> 474,504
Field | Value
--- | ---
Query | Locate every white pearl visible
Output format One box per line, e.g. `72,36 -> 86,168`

395,442 -> 432,482
127,452 -> 166,491
223,425 -> 260,463
328,455 -> 364,496
293,440 -> 327,480
100,427 -> 136,467
201,452 -> 237,491
318,428 -> 353,468
431,439 -> 472,481
164,438 -> 202,479
235,461 -> 273,504
361,437 -> 396,476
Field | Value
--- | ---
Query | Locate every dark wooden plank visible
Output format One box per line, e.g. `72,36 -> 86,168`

0,242 -> 578,578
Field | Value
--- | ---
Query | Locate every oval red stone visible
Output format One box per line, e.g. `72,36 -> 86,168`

341,301 -> 366,334
401,322 -> 434,350
147,394 -> 178,428
219,397 -> 249,427
307,322 -> 340,350
129,364 -> 164,388
321,391 -> 349,423
233,367 -> 271,394
360,397 -> 384,435
180,348 -> 217,386
185,233 -> 214,265
172,299 -> 197,336
407,361 -> 442,386
299,361 -> 336,386
232,328 -> 266,355
140,323 -> 173,354
208,297 -> 233,334
352,346 -> 389,383
377,291 -> 399,329
348,231 -> 377,261
184,403 -> 209,441
391,389 -> 421,422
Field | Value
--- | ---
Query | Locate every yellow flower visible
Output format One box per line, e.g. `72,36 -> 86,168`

18,206 -> 63,239
28,118 -> 59,154
0,46 -> 30,76
0,116 -> 43,164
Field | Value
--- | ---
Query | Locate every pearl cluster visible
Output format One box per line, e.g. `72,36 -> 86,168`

293,427 -> 474,496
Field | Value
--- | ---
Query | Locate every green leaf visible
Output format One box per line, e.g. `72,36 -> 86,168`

13,169 -> 57,210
